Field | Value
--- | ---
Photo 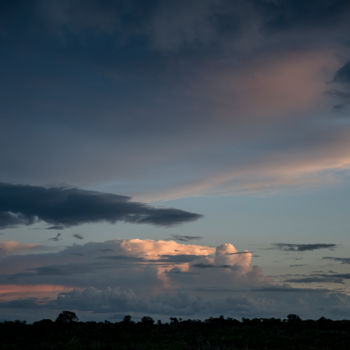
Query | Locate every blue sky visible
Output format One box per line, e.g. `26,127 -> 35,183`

1,0 -> 350,321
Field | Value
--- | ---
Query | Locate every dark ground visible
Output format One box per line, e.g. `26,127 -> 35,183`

0,313 -> 349,349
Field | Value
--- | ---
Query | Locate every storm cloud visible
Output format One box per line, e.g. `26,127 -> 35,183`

0,183 -> 202,229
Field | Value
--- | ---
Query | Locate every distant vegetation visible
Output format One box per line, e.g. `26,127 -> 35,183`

0,312 -> 350,349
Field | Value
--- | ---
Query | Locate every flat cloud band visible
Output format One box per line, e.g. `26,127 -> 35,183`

0,183 -> 202,229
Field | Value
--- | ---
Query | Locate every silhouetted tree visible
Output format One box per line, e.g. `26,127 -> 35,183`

122,315 -> 132,323
55,310 -> 79,324
287,314 -> 301,323
141,316 -> 154,325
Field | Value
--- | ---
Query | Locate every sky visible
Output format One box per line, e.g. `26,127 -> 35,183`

1,0 -> 350,322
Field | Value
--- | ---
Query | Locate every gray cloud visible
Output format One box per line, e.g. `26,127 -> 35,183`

49,233 -> 61,242
0,183 -> 202,229
334,61 -> 350,84
286,272 -> 350,284
1,238 -> 350,321
272,243 -> 336,252
285,276 -> 344,284
47,225 -> 64,230
1,0 -> 350,200
323,256 -> 350,264
171,235 -> 202,242
192,263 -> 236,269
2,284 -> 350,322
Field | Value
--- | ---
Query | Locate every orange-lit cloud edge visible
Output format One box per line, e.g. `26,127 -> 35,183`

0,238 -> 256,302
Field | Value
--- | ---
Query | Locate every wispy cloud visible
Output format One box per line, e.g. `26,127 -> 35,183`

323,256 -> 350,264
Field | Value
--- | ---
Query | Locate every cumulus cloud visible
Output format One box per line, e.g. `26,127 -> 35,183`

0,239 -> 264,302
1,238 -> 350,320
0,183 -> 201,229
272,243 -> 336,252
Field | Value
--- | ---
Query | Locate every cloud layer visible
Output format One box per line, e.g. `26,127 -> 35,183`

0,183 -> 201,229
272,243 -> 336,252
0,238 -> 350,321
1,0 -> 350,199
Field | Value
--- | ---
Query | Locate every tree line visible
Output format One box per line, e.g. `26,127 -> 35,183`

0,311 -> 349,349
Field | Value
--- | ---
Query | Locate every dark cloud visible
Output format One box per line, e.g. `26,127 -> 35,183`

226,251 -> 252,255
272,243 -> 336,252
159,254 -> 206,263
96,255 -> 145,262
47,225 -> 64,230
285,276 -> 344,284
334,61 -> 350,84
171,235 -> 202,242
323,256 -> 350,264
251,286 -> 329,293
332,104 -> 346,112
192,263 -> 235,269
0,183 -> 202,229
286,272 -> 350,284
257,0 -> 350,32
49,233 -> 61,242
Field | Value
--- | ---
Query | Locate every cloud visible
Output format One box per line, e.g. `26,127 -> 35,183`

2,0 -> 350,202
334,60 -> 350,84
0,183 -> 202,229
0,239 -> 264,299
171,235 -> 202,242
286,273 -> 350,284
0,241 -> 39,256
47,225 -> 64,230
272,243 -> 336,252
323,256 -> 350,264
49,233 -> 61,242
0,284 -> 74,302
1,238 -> 350,320
285,276 -> 344,284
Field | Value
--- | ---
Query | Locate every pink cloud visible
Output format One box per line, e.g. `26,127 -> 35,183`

0,241 -> 39,256
0,284 -> 75,302
197,49 -> 340,120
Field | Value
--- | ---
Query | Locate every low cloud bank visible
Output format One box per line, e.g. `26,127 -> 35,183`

0,238 -> 350,321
